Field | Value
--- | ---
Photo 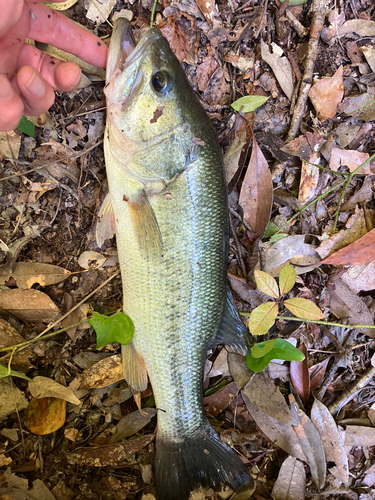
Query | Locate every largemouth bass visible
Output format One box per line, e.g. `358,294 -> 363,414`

101,16 -> 254,500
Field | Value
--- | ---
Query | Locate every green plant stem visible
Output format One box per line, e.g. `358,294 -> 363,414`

303,158 -> 348,177
275,315 -> 373,329
0,321 -> 86,353
150,0 -> 158,27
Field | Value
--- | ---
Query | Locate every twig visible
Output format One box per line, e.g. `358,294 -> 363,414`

286,0 -> 328,141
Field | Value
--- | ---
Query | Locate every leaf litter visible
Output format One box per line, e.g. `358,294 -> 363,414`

1,0 -> 375,498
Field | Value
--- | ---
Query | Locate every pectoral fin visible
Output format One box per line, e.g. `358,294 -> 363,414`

128,192 -> 163,260
210,289 -> 254,352
122,341 -> 148,392
96,193 -> 116,247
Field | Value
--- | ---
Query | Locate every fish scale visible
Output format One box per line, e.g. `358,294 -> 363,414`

103,17 -> 254,500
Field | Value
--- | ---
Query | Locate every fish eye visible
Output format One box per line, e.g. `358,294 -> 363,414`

151,71 -> 170,94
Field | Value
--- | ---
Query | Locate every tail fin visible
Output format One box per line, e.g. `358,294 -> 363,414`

155,424 -> 253,500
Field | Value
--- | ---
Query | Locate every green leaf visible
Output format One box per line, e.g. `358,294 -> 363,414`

0,363 -> 32,381
254,270 -> 279,298
17,116 -> 35,138
269,233 -> 289,243
231,95 -> 269,113
246,338 -> 305,372
88,311 -> 134,349
263,221 -> 279,238
248,301 -> 278,336
283,298 -> 325,321
279,265 -> 296,295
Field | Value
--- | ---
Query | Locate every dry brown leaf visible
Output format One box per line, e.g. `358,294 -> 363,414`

238,137 -> 273,237
0,289 -> 60,322
224,128 -> 247,186
78,250 -> 106,270
67,434 -> 155,466
159,16 -> 195,63
227,353 -> 252,390
209,348 -> 230,378
362,45 -> 375,72
321,228 -> 375,266
340,176 -> 374,212
311,399 -> 349,485
309,356 -> 331,392
0,318 -> 32,369
0,262 -> 71,289
0,378 -> 28,419
0,130 -> 21,159
27,397 -> 67,436
271,456 -> 306,500
337,19 -> 375,37
328,278 -> 375,336
79,354 -> 123,389
341,262 -> 375,293
204,382 -> 239,417
227,273 -> 266,308
243,372 -> 294,424
29,376 -> 80,405
243,396 -> 307,462
289,395 -> 326,490
196,46 -> 218,92
344,425 -> 375,447
308,66 -> 344,121
195,0 -> 218,25
329,148 -> 374,175
110,409 -> 157,443
290,344 -> 310,404
261,40 -> 294,100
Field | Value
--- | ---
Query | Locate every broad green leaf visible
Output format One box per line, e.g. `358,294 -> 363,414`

283,298 -> 324,321
88,311 -> 134,349
279,265 -> 296,295
250,339 -> 276,358
231,95 -> 269,113
17,116 -> 35,138
248,301 -> 278,335
246,338 -> 305,372
263,221 -> 279,238
269,232 -> 289,243
0,363 -> 32,381
254,270 -> 280,298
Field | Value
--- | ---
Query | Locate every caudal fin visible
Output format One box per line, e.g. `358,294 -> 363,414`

155,424 -> 253,500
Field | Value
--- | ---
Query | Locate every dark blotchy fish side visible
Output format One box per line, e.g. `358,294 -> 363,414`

101,16 -> 254,500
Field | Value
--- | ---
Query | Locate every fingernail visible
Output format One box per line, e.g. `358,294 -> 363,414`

0,78 -> 14,101
25,71 -> 45,97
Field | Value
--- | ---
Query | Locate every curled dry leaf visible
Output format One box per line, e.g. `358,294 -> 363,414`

321,228 -> 375,266
29,376 -> 80,405
329,147 -> 374,175
80,354 -> 123,389
309,356 -> 331,392
0,262 -> 71,289
204,381 -> 239,417
0,289 -> 60,322
310,399 -> 349,486
67,434 -> 155,467
228,352 -> 252,390
337,19 -> 375,37
27,397 -> 67,436
308,66 -> 344,121
78,251 -> 106,270
271,456 -> 306,500
0,318 -> 32,369
0,378 -> 28,420
239,137 -> 273,238
110,408 -> 157,443
341,262 -> 375,293
290,344 -> 310,404
261,40 -> 294,100
289,395 -> 326,490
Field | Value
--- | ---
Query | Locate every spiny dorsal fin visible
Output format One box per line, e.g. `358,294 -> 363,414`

96,193 -> 116,247
122,341 -> 148,393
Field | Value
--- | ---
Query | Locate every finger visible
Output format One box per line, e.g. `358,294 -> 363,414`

18,44 -> 81,91
0,3 -> 29,77
16,66 -> 55,117
0,0 -> 24,38
0,74 -> 24,132
27,3 -> 107,69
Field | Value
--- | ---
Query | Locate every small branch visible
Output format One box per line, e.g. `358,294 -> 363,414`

240,313 -> 375,330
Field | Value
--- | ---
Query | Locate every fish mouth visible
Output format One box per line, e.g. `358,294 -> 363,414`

106,17 -> 162,82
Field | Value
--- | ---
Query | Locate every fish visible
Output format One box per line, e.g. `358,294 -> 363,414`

100,16 -> 254,500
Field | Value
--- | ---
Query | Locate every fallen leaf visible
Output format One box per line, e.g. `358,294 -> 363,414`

311,399 -> 349,486
195,0 -> 218,25
338,88 -> 375,122
289,395 -> 326,490
0,130 -> 21,159
337,19 -> 375,37
341,175 -> 374,212
341,262 -> 375,293
284,298 -> 324,321
28,479 -> 56,500
228,352 -> 252,390
308,66 -> 344,121
78,251 -> 106,270
243,397 -> 307,462
298,155 -> 321,205
261,40 -> 294,100
27,397 -> 67,436
0,318 -> 32,369
238,137 -> 273,238
0,378 -> 28,419
309,356 -> 331,391
344,425 -> 375,447
196,46 -> 218,92
242,372 -> 294,424
321,228 -> 375,266
79,354 -> 123,389
0,262 -> 71,289
290,344 -> 310,404
362,45 -> 375,72
329,148 -> 374,175
159,16 -> 195,63
29,376 -> 80,405
0,289 -> 60,322
86,0 -> 116,24
67,434 -> 155,466
209,348 -> 230,378
228,273 -> 266,308
271,456 -> 306,500
204,381 -> 239,417
110,409 -> 157,443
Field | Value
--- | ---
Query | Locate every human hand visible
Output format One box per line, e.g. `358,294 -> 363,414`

0,0 -> 108,132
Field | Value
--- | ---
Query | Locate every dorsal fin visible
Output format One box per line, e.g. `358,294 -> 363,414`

96,193 -> 116,247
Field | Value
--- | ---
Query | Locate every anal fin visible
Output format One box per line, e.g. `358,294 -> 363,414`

128,192 -> 163,260
96,193 -> 116,247
122,341 -> 148,392
210,288 -> 254,352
